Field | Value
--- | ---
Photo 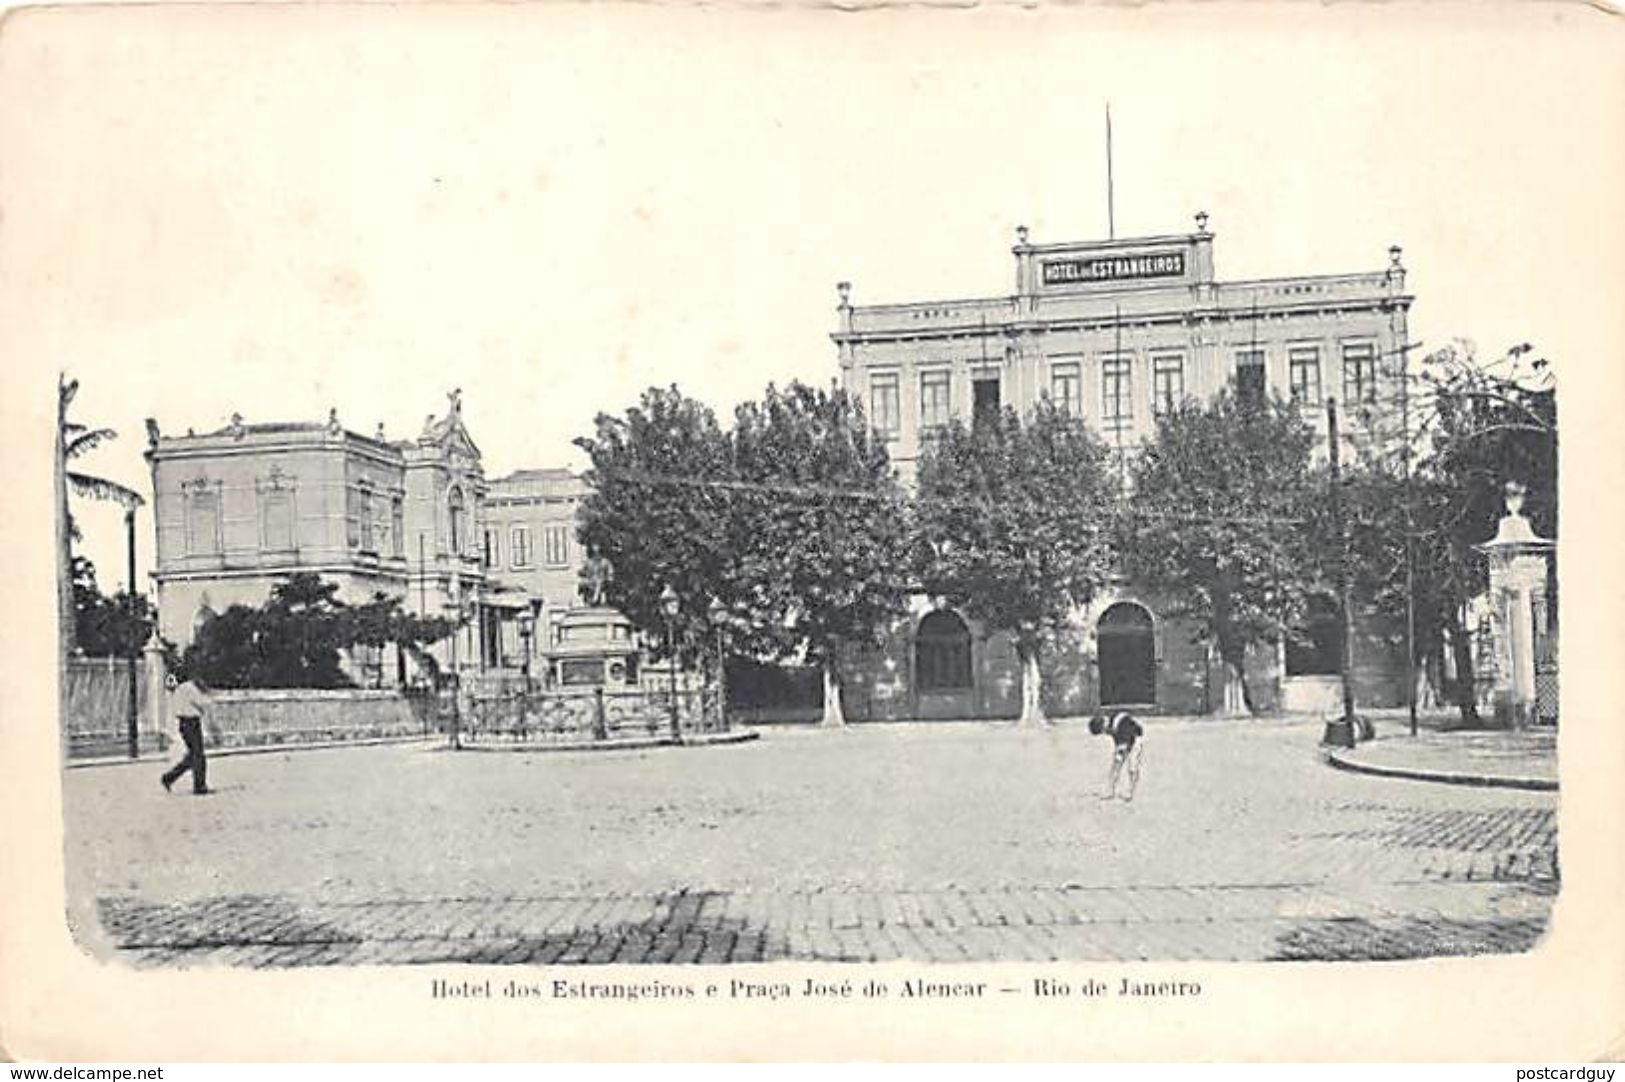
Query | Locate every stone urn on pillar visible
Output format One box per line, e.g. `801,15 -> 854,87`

1475,481 -> 1555,730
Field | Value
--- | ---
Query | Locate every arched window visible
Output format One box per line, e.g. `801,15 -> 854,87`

916,610 -> 972,691
447,487 -> 466,556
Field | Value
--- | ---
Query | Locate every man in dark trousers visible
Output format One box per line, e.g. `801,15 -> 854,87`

1089,710 -> 1144,802
160,668 -> 212,795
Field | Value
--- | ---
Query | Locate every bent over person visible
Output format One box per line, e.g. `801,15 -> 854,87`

160,670 -> 212,795
1089,710 -> 1144,802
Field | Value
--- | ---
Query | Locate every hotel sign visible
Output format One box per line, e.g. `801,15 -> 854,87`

1042,251 -> 1186,286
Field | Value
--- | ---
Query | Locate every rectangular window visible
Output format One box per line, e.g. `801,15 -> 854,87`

1235,349 -> 1267,404
482,527 -> 500,569
920,370 -> 951,434
262,491 -> 294,551
543,525 -> 571,567
1342,341 -> 1379,405
972,376 -> 1000,428
511,525 -> 532,568
868,373 -> 900,438
345,489 -> 361,549
1101,356 -> 1133,432
1152,353 -> 1185,416
391,498 -> 404,557
357,490 -> 374,552
1051,361 -> 1082,416
1289,346 -> 1322,405
561,658 -> 605,686
187,491 -> 220,556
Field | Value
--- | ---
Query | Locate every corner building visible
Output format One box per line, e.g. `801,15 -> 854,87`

832,214 -> 1414,718
146,394 -> 507,686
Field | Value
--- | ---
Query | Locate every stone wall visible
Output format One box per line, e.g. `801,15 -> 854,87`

63,654 -> 167,758
200,688 -> 439,749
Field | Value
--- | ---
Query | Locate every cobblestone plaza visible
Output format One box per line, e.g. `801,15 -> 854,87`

65,720 -> 1558,967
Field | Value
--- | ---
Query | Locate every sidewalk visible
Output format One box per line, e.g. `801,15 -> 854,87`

1325,714 -> 1557,791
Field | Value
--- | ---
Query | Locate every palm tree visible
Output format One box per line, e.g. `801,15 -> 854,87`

57,375 -> 145,669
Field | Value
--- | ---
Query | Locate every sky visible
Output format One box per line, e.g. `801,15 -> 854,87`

3,3 -> 1621,591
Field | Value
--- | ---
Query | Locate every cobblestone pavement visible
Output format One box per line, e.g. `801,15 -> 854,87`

64,719 -> 1558,966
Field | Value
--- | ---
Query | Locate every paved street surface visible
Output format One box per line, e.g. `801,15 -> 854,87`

64,719 -> 1558,966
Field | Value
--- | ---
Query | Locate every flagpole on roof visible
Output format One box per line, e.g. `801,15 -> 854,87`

1106,103 -> 1116,241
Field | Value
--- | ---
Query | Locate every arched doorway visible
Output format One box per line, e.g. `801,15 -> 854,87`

1285,595 -> 1343,676
1097,602 -> 1155,706
915,609 -> 972,693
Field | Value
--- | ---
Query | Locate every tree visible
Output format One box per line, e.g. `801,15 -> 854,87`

1398,342 -> 1556,725
914,399 -> 1118,724
181,572 -> 453,689
342,591 -> 458,689
574,386 -> 737,667
56,375 -> 145,667
730,382 -> 909,726
71,556 -> 156,658
577,382 -> 911,726
1120,388 -> 1319,715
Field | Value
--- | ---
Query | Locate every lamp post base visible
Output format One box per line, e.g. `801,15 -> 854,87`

1321,717 -> 1357,749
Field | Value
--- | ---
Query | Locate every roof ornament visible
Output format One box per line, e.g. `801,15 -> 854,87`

376,422 -> 387,442
228,412 -> 245,439
447,388 -> 463,420
1195,210 -> 1210,235
327,408 -> 342,435
1015,224 -> 1029,246
144,418 -> 161,449
836,281 -> 851,308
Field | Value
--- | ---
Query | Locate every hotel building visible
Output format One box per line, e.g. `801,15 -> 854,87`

831,213 -> 1414,718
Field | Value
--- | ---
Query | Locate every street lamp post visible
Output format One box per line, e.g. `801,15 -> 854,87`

448,575 -> 465,750
517,608 -> 535,696
707,597 -> 728,734
1322,397 -> 1360,750
660,584 -> 682,743
125,505 -> 140,760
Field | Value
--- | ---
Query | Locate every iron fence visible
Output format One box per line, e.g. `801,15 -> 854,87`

460,684 -> 729,747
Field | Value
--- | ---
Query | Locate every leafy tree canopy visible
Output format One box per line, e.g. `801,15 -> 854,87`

730,382 -> 909,672
915,399 -> 1118,653
1120,387 -> 1318,712
574,386 -> 735,661
71,556 -> 155,659
180,572 -> 453,689
575,381 -> 909,723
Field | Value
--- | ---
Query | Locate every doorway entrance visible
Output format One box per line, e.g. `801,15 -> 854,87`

1098,602 -> 1156,706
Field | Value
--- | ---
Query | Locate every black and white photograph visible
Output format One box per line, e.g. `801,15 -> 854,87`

2,1 -> 1621,1063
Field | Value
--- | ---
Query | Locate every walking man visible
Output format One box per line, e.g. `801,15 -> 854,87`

1089,710 -> 1144,802
160,668 -> 212,795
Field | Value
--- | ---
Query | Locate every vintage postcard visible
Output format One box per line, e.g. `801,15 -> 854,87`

1,0 -> 1622,1062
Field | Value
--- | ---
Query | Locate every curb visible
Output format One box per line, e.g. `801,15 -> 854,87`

1323,749 -> 1558,792
66,734 -> 441,769
454,730 -> 761,754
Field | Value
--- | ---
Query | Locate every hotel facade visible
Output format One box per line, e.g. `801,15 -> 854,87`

831,214 -> 1414,719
